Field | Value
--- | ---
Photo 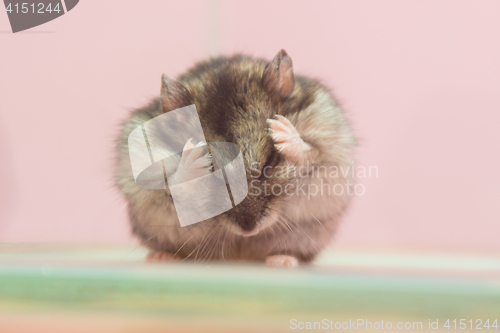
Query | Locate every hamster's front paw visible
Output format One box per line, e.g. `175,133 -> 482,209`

146,251 -> 179,262
169,138 -> 212,185
267,115 -> 310,162
265,255 -> 299,268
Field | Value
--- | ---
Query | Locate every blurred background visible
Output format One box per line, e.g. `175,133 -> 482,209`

2,1 -> 500,332
1,0 -> 500,252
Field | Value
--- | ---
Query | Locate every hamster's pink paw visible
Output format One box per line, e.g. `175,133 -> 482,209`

169,138 -> 212,185
265,254 -> 299,268
146,251 -> 179,262
267,115 -> 309,162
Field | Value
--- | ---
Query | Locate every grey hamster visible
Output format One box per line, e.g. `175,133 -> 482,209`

115,50 -> 355,267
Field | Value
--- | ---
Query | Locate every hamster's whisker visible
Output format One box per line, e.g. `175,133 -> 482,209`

263,224 -> 270,242
280,212 -> 323,252
123,230 -> 166,260
122,243 -> 146,260
162,223 -> 208,255
207,225 -> 225,261
220,223 -> 232,263
202,224 -> 223,262
293,223 -> 322,252
268,223 -> 287,254
195,224 -> 220,262
192,232 -> 210,262
217,227 -> 228,262
266,208 -> 298,252
280,216 -> 297,237
216,226 -> 229,263
182,224 -> 215,262
275,221 -> 291,253
172,234 -> 194,259
182,245 -> 199,262
310,213 -> 327,231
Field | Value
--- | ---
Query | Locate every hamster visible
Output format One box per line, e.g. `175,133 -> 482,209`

115,50 -> 355,267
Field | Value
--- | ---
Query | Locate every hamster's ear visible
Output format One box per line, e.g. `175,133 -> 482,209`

161,74 -> 187,112
262,49 -> 295,98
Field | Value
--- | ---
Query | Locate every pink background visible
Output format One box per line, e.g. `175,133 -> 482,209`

1,0 -> 499,251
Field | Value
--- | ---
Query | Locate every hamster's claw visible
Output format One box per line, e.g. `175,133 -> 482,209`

169,139 -> 212,185
265,255 -> 299,268
267,115 -> 309,162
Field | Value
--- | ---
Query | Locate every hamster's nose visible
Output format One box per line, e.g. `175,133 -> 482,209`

237,214 -> 258,234
240,227 -> 260,237
228,196 -> 263,235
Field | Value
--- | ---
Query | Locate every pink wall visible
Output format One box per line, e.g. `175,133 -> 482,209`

1,1 -> 499,251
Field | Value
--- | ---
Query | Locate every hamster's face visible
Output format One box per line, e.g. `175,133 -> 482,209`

194,99 -> 291,236
219,151 -> 293,237
160,51 -> 300,236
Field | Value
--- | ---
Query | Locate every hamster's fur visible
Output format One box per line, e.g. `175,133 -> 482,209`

115,50 -> 355,267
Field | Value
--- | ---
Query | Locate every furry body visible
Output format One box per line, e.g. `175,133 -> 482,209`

115,51 -> 355,265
